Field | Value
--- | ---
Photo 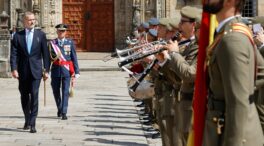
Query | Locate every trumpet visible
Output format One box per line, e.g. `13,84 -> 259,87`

116,40 -> 164,57
117,39 -> 191,67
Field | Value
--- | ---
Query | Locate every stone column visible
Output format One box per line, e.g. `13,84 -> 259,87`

0,11 -> 11,78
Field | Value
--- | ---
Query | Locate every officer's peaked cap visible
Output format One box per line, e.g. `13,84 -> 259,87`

55,24 -> 68,30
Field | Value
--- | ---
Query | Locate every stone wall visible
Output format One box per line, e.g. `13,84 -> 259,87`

114,0 -> 133,50
0,30 -> 11,77
258,0 -> 264,16
41,0 -> 62,39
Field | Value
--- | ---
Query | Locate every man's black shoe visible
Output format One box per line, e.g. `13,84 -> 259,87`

136,103 -> 145,107
152,132 -> 161,139
61,114 -> 67,120
57,111 -> 62,117
142,120 -> 152,125
23,123 -> 29,130
30,126 -> 37,133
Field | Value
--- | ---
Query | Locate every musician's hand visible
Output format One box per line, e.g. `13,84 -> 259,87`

164,40 -> 179,53
155,52 -> 165,62
153,63 -> 160,71
11,70 -> 19,79
43,72 -> 49,81
155,50 -> 169,63
143,55 -> 155,63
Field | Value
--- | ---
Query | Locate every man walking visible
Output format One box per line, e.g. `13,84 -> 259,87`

49,24 -> 80,120
10,11 -> 50,133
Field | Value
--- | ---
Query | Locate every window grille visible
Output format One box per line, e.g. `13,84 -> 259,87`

242,0 -> 257,17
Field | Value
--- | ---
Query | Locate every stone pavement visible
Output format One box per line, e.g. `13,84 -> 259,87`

0,53 -> 162,146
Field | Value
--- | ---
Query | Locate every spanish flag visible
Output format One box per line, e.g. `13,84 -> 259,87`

187,3 -> 218,146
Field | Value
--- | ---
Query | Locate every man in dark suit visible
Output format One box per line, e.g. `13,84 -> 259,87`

49,24 -> 80,120
10,11 -> 50,133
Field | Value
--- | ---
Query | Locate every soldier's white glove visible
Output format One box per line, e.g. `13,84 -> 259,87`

75,74 -> 80,79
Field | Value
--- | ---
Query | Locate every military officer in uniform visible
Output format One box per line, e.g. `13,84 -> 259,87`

49,24 -> 80,120
156,6 -> 201,146
202,0 -> 264,145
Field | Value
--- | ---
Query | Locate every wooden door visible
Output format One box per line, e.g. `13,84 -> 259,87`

63,0 -> 86,51
86,0 -> 114,52
63,0 -> 114,52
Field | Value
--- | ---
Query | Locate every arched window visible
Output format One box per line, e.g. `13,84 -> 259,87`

242,0 -> 257,17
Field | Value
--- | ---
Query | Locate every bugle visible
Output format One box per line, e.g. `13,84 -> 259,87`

117,38 -> 191,67
118,47 -> 165,67
116,40 -> 163,57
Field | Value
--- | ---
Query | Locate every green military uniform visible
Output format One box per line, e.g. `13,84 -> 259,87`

203,16 -> 264,146
151,17 -> 180,146
152,69 -> 175,146
159,6 -> 200,146
160,38 -> 198,146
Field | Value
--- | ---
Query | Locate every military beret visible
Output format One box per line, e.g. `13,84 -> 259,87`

142,22 -> 149,29
148,29 -> 158,37
55,24 -> 68,30
181,6 -> 202,20
169,17 -> 180,29
148,17 -> 159,25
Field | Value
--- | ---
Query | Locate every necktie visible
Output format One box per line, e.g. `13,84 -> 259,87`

27,30 -> 33,54
59,40 -> 63,47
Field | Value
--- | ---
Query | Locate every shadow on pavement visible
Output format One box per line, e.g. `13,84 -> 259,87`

0,127 -> 25,133
82,119 -> 139,124
84,130 -> 145,137
84,124 -> 142,131
83,138 -> 148,146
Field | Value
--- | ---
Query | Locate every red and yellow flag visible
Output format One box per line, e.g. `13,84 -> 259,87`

190,3 -> 218,146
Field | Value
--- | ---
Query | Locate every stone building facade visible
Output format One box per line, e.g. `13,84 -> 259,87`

0,0 -> 263,52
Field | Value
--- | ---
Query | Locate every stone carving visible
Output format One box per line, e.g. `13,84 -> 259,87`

16,8 -> 24,31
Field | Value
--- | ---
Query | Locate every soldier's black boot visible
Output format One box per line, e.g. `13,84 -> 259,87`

57,110 -> 62,117
23,122 -> 30,130
30,126 -> 37,133
61,114 -> 67,120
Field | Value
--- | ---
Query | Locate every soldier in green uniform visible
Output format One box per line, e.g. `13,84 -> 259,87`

202,0 -> 264,145
156,6 -> 202,146
153,17 -> 180,146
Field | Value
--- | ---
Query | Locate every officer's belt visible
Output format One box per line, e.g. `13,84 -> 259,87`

53,60 -> 75,76
180,92 -> 193,101
207,96 -> 225,112
208,94 -> 255,112
53,60 -> 72,66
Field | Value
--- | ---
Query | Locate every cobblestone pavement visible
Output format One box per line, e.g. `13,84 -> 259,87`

0,71 -> 161,146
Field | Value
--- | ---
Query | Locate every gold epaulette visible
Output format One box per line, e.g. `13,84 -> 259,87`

231,23 -> 254,45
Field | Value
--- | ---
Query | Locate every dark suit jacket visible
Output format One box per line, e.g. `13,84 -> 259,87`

10,29 -> 50,80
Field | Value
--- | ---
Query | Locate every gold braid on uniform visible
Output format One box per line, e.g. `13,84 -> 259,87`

49,42 -> 61,62
205,31 -> 224,67
48,42 -> 61,71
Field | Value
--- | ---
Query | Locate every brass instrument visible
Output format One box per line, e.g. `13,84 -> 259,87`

116,40 -> 164,57
117,38 -> 192,67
